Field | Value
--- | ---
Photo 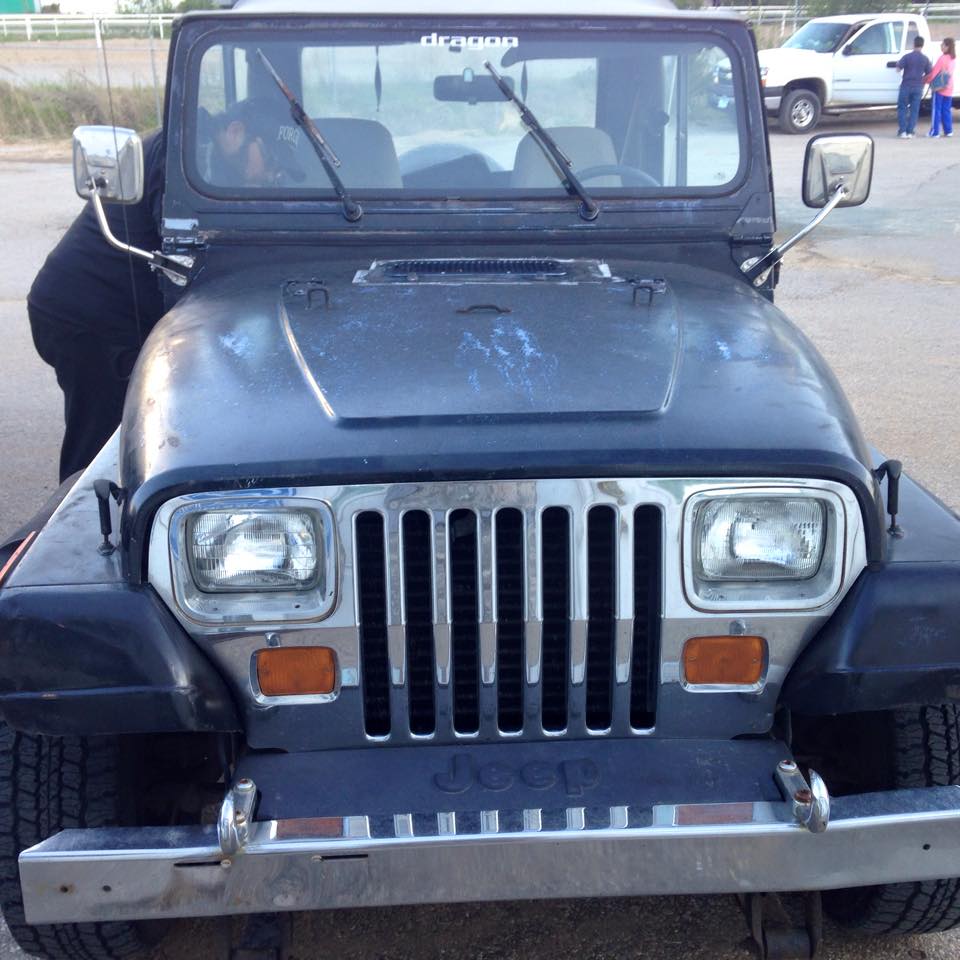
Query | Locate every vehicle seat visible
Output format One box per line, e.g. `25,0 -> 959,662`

510,127 -> 620,188
305,118 -> 403,188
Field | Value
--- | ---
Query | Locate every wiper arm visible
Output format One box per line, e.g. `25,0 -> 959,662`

484,60 -> 599,222
256,49 -> 362,222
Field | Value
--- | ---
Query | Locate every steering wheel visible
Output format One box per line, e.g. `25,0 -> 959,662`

575,164 -> 661,188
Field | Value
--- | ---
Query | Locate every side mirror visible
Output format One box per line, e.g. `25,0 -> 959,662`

72,126 -> 144,204
802,133 -> 874,208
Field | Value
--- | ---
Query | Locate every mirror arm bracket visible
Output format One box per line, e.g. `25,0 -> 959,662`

741,184 -> 847,287
88,183 -> 194,287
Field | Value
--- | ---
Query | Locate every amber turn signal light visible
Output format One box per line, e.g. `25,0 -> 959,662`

256,646 -> 337,697
682,636 -> 766,686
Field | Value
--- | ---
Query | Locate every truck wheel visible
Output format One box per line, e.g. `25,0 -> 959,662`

823,705 -> 960,934
0,723 -> 167,959
779,89 -> 821,134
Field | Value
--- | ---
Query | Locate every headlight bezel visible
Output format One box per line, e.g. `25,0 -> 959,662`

682,486 -> 847,612
169,496 -> 338,626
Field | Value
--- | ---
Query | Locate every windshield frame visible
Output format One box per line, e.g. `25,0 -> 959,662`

179,15 -> 751,210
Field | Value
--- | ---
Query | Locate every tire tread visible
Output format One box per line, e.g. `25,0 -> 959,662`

825,705 -> 960,935
0,723 -> 150,960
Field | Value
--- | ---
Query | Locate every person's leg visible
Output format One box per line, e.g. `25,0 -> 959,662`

942,94 -> 953,136
908,89 -> 923,134
897,86 -> 909,134
28,306 -> 130,482
929,93 -> 943,136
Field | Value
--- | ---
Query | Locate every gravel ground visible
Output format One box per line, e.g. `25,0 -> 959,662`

0,114 -> 959,959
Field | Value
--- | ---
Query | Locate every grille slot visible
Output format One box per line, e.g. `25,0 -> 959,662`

495,509 -> 525,733
356,512 -> 390,737
386,258 -> 567,279
402,511 -> 436,735
586,506 -> 616,731
353,491 -> 662,742
631,506 -> 662,729
449,509 -> 480,734
540,507 -> 570,733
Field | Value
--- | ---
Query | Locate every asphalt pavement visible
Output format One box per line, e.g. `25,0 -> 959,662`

0,116 -> 959,958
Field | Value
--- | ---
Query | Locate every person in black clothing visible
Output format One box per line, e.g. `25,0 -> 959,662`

27,130 -> 167,483
28,105 -> 300,484
896,36 -> 932,138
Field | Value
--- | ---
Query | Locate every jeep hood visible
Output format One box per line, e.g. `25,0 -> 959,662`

121,251 -> 877,534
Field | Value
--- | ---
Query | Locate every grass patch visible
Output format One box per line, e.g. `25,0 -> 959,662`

0,76 -> 162,140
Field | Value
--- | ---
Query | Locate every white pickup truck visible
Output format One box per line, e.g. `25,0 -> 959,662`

758,13 -> 952,133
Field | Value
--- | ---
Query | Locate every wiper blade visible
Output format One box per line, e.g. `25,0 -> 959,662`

484,60 -> 599,222
256,49 -> 362,222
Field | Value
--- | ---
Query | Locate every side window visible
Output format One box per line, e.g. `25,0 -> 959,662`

848,22 -> 899,56
907,22 -> 920,49
197,44 -> 249,114
198,46 -> 226,114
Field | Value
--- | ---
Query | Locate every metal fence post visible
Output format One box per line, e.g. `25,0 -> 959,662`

25,15 -> 31,41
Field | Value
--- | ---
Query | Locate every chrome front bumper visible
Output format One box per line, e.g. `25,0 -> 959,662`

20,783 -> 960,924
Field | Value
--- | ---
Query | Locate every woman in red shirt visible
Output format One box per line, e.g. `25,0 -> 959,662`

925,38 -> 956,137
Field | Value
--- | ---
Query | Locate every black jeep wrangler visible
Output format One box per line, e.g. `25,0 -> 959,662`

1,1 -> 959,958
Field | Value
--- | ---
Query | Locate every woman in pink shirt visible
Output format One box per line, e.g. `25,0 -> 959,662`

925,37 -> 956,137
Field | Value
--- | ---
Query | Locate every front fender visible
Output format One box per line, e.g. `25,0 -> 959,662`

0,435 -> 239,736
782,468 -> 960,714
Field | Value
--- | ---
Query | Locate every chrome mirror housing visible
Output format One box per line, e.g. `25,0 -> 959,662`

802,133 -> 874,209
72,126 -> 144,204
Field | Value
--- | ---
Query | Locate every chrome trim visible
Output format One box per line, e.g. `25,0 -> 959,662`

147,478 -> 867,746
386,509 -> 405,687
776,760 -> 831,834
432,509 -> 452,687
478,509 -> 497,686
524,509 -> 542,686
20,785 -> 960,924
218,779 -> 257,856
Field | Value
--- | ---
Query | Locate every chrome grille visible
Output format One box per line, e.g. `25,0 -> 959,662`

355,503 -> 662,741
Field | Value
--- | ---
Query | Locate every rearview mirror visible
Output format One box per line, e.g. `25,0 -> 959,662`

72,125 -> 144,204
802,133 -> 873,208
434,71 -> 514,103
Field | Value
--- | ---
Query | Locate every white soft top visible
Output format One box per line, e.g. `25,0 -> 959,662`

224,0 -> 734,21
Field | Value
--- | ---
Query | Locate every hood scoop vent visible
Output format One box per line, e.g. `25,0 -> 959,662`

355,258 -> 611,285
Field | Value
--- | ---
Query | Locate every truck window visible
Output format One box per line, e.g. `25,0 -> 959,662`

847,22 -> 902,56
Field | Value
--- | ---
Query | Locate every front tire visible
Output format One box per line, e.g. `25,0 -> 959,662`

0,723 -> 166,959
823,706 -> 960,935
779,88 -> 822,134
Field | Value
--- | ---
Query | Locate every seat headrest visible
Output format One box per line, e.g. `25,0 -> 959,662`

301,117 -> 403,189
511,126 -> 619,188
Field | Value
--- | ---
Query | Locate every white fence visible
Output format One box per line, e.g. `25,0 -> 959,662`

0,12 -> 176,42
1,5 -> 959,42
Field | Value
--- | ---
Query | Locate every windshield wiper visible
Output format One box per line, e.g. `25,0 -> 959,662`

484,60 -> 599,222
256,49 -> 362,222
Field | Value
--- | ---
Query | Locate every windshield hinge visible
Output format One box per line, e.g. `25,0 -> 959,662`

162,218 -> 204,249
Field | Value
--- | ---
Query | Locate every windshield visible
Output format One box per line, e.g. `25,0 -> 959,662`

783,21 -> 856,53
188,20 -> 743,201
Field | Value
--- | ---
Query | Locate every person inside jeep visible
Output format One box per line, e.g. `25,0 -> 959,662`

200,97 -> 306,187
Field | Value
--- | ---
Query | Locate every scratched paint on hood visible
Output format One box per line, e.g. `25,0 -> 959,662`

455,325 -> 558,400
